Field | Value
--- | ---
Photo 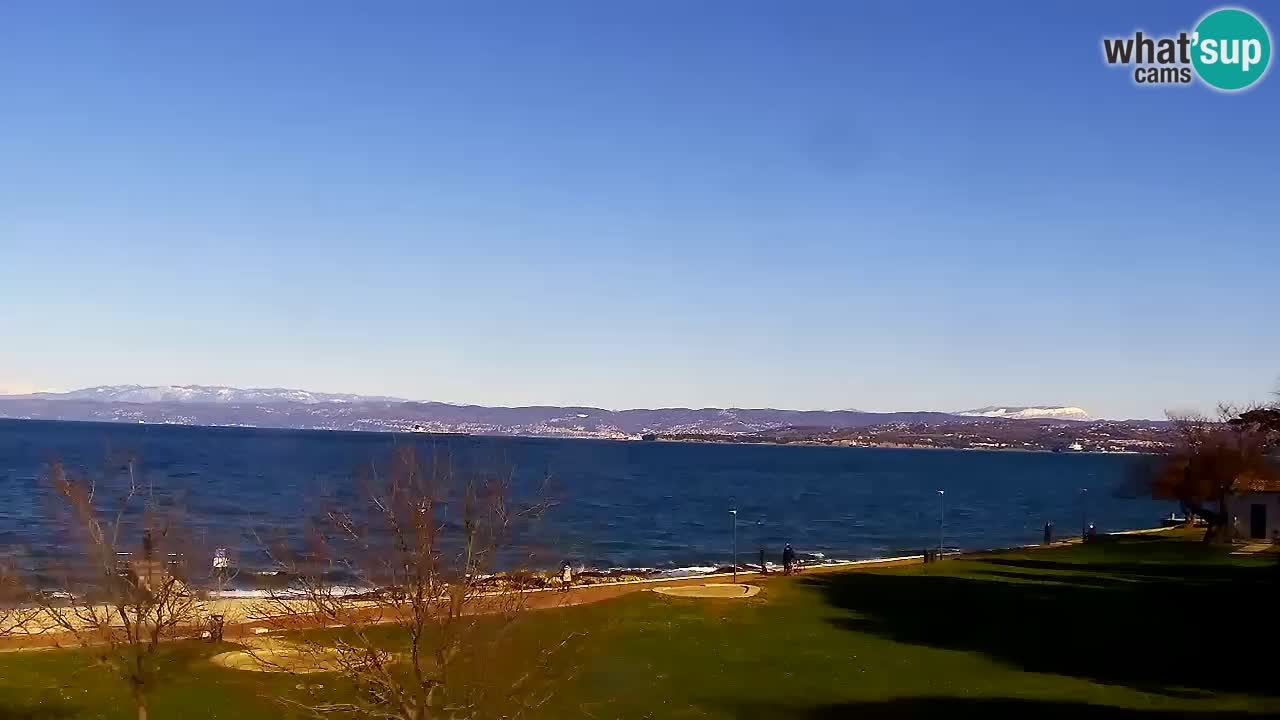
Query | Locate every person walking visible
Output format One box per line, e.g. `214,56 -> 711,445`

136,527 -> 163,592
212,547 -> 232,589
560,561 -> 573,592
782,543 -> 796,576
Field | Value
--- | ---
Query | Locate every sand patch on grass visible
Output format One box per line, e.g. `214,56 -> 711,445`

653,583 -> 760,599
210,637 -> 346,673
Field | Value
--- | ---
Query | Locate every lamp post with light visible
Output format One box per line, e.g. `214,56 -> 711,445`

937,489 -> 945,557
729,509 -> 739,583
1080,488 -> 1089,540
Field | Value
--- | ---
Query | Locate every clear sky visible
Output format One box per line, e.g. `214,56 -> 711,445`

2,1 -> 1277,419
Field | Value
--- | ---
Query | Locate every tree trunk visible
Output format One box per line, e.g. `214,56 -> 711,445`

134,684 -> 148,720
1199,494 -> 1234,544
1181,499 -> 1229,543
1216,493 -> 1233,543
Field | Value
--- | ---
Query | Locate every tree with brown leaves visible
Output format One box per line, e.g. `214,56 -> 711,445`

1152,407 -> 1280,543
38,459 -> 207,720
249,446 -> 574,720
1229,406 -> 1280,437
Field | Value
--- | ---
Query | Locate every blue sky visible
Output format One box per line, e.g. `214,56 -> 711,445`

1,1 -> 1276,419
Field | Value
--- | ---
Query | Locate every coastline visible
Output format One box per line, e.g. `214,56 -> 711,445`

0,416 -> 1161,455
0,526 -> 1176,653
647,436 -> 1158,455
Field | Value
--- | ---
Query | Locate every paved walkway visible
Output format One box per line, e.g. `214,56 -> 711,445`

1230,542 -> 1277,555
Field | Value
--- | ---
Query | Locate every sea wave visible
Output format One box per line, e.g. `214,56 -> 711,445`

208,585 -> 375,599
650,566 -> 718,578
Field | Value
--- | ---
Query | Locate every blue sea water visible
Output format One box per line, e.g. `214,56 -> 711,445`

0,419 -> 1170,574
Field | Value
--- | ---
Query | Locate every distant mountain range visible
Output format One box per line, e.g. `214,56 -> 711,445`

19,384 -> 407,405
0,384 -> 1104,439
956,406 -> 1092,422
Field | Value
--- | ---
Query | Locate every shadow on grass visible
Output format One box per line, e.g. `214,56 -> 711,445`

0,704 -> 78,720
804,536 -> 1280,697
730,697 -> 1271,719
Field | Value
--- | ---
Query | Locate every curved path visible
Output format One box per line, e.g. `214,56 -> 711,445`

0,558 -> 922,652
1,537 -> 1116,653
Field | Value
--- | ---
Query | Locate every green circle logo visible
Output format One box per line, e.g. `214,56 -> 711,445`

1192,8 -> 1272,91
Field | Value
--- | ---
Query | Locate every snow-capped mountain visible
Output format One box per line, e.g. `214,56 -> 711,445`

0,384 -> 1107,437
13,384 -> 405,405
957,406 -> 1092,422
0,383 -> 979,435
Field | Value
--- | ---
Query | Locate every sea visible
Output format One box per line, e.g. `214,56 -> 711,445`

0,419 -> 1170,583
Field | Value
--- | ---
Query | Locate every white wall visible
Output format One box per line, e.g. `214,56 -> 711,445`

1226,492 -> 1280,541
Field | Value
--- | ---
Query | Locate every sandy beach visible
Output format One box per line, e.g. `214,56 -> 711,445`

0,528 -> 1144,654
0,554 -> 935,652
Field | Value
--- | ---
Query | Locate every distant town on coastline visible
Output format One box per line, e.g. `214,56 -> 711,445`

0,385 -> 1174,453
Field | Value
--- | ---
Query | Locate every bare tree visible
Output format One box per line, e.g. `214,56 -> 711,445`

0,556 -> 36,637
250,446 -> 575,720
1152,407 -> 1280,542
38,459 -> 207,720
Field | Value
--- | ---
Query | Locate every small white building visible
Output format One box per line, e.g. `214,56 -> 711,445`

1227,489 -> 1280,541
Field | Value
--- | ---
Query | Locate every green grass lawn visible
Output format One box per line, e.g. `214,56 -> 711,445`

5,532 -> 1279,719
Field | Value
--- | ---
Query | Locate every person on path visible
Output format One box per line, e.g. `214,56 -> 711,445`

782,544 -> 796,576
212,548 -> 231,587
560,561 -> 573,592
136,528 -> 164,592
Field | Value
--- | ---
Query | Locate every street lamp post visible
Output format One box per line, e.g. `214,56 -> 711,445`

756,519 -> 764,574
937,490 -> 945,557
730,509 -> 738,583
1080,488 -> 1089,540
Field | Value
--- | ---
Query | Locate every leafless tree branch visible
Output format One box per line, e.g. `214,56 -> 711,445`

36,460 -> 208,720
248,446 -> 574,720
